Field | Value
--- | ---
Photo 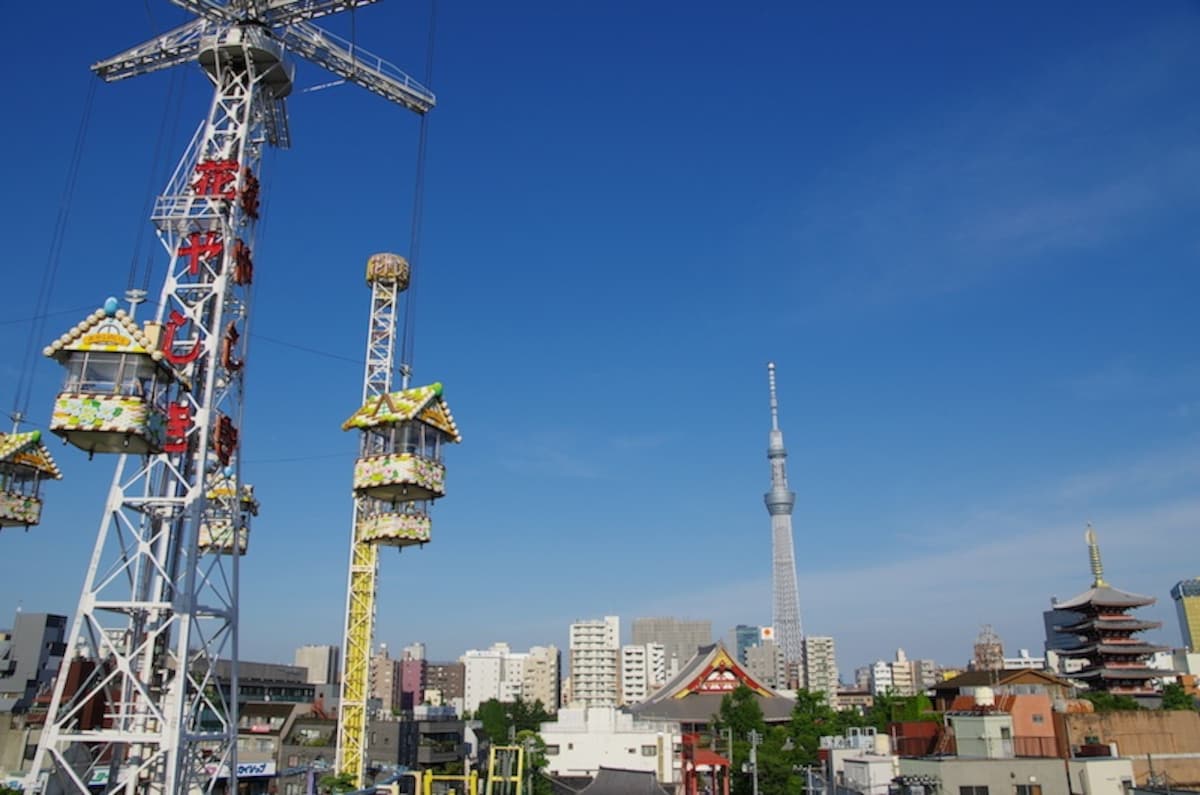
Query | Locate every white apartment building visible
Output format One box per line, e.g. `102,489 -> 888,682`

865,649 -> 936,696
522,645 -> 561,712
462,642 -> 528,714
294,644 -> 340,685
1003,649 -> 1046,670
803,636 -> 839,698
539,706 -> 683,785
569,616 -> 620,708
620,643 -> 666,705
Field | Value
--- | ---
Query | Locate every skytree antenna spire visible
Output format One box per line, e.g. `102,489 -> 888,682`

764,362 -> 804,679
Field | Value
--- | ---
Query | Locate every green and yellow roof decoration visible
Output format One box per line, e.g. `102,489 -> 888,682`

0,430 -> 63,529
341,382 -> 461,441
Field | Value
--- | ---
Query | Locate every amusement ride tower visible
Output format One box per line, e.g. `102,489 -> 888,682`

764,362 -> 804,679
27,3 -> 434,794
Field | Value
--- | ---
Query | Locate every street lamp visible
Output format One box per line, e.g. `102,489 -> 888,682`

747,731 -> 761,795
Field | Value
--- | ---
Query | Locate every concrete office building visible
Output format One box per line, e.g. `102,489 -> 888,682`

570,617 -> 621,708
293,644 -> 339,686
0,612 -> 67,713
733,625 -> 760,666
424,661 -> 464,710
369,644 -> 401,715
632,617 -> 710,677
745,639 -> 786,689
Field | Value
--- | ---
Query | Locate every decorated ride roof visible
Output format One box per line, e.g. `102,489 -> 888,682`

341,382 -> 462,441
43,300 -> 191,387
0,430 -> 64,479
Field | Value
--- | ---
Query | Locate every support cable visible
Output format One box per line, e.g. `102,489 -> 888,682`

10,78 -> 97,428
399,0 -> 438,385
129,67 -> 186,294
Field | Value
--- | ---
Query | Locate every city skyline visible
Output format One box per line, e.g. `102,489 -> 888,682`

1,1 -> 1198,676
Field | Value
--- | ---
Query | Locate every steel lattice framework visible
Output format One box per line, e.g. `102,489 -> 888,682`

28,3 -> 432,794
337,255 -> 406,786
764,362 -> 804,673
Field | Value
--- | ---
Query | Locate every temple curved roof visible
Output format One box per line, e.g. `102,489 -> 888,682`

628,643 -> 794,724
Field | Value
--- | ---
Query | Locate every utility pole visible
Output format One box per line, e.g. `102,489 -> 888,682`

748,730 -> 761,795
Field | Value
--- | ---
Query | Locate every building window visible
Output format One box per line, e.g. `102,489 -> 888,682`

642,745 -> 657,757
1032,714 -> 1045,724
544,745 -> 559,756
960,787 -> 989,795
1015,785 -> 1041,795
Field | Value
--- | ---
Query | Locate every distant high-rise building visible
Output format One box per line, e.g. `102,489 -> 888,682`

632,618 -> 711,674
400,655 -> 426,711
763,363 -> 804,676
1171,578 -> 1200,653
620,642 -> 666,705
425,661 -> 464,706
294,644 -> 340,685
461,642 -> 527,714
733,625 -> 760,666
862,648 -> 932,696
570,616 -> 620,707
369,644 -> 401,714
0,612 -> 67,713
802,636 -> 838,698
522,645 -> 561,712
972,625 -> 1004,672
745,639 -> 785,689
402,642 -> 426,661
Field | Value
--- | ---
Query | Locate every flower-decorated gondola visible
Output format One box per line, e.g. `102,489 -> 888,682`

342,382 -> 460,547
198,468 -> 259,555
0,430 -> 63,529
43,298 -> 190,455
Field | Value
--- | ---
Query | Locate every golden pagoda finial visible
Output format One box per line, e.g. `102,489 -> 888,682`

1085,522 -> 1106,587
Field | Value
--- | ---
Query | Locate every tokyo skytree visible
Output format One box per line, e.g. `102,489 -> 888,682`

764,362 -> 804,672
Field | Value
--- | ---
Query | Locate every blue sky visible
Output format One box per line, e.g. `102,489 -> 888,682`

2,1 -> 1199,678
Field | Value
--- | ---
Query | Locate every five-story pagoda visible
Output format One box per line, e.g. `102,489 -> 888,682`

1051,525 -> 1167,698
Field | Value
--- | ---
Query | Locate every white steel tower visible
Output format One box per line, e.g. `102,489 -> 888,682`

28,4 -> 433,795
764,362 -> 804,675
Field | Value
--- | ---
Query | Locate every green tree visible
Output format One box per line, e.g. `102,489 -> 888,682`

711,685 -> 768,795
317,771 -> 356,795
476,699 -> 513,743
514,729 -> 554,795
1162,683 -> 1198,711
1082,691 -> 1141,712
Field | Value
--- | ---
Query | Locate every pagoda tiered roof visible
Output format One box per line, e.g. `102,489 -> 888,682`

1055,642 -> 1168,658
1053,583 -> 1155,611
1056,616 -> 1161,634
